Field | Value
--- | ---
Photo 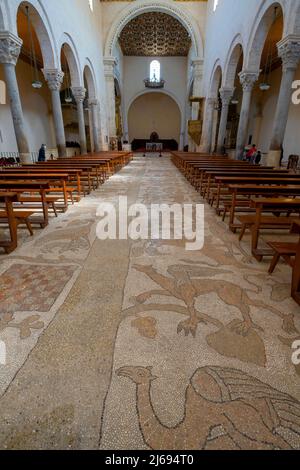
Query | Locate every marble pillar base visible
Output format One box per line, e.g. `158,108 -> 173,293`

20,153 -> 32,164
266,150 -> 281,168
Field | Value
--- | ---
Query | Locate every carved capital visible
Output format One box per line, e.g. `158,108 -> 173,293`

0,32 -> 22,65
71,86 -> 86,103
239,71 -> 259,92
89,99 -> 99,107
103,56 -> 117,79
43,69 -> 64,91
206,97 -> 216,108
277,35 -> 300,71
219,87 -> 234,106
192,58 -> 204,78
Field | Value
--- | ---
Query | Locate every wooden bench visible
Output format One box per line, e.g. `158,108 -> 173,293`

0,180 -> 51,227
266,221 -> 300,306
0,173 -> 70,210
0,209 -> 34,236
226,185 -> 300,233
267,242 -> 298,274
237,214 -> 300,242
249,198 -> 300,261
0,192 -> 26,254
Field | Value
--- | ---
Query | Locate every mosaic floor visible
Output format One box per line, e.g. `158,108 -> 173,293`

0,155 -> 299,450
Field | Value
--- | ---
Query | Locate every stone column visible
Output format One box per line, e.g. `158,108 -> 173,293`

191,58 -> 204,120
268,36 -> 300,166
0,31 -> 31,163
217,87 -> 234,153
72,86 -> 87,155
89,99 -> 101,153
199,97 -> 216,153
43,69 -> 66,157
103,57 -> 117,139
235,71 -> 259,159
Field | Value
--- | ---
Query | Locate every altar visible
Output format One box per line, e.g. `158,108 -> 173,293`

146,142 -> 163,152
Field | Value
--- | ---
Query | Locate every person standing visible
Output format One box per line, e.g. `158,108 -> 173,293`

38,144 -> 46,162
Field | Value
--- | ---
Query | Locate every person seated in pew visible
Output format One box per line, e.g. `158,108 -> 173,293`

246,144 -> 257,164
255,151 -> 262,165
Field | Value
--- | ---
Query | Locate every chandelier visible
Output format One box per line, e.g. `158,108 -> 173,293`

26,6 -> 42,89
144,72 -> 165,89
259,7 -> 278,92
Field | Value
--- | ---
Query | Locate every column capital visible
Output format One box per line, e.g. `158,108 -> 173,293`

191,57 -> 204,75
0,31 -> 22,65
277,35 -> 300,72
206,97 -> 216,107
43,69 -> 64,91
239,70 -> 260,92
89,98 -> 99,107
103,56 -> 117,78
71,86 -> 86,103
219,87 -> 235,106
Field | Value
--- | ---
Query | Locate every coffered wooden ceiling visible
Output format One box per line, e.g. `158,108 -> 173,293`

118,12 -> 192,56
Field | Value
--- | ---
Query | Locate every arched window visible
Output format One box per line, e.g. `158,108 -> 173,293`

150,60 -> 160,82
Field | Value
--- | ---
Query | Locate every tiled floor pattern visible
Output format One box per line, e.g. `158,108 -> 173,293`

0,155 -> 299,450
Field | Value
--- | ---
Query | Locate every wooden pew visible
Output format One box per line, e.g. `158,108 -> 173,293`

291,221 -> 300,305
3,167 -> 83,200
0,173 -> 70,210
0,192 -> 20,253
266,220 -> 300,306
0,180 -> 51,227
248,197 -> 300,261
226,185 -> 300,232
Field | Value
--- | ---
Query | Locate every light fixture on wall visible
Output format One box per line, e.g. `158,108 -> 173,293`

62,48 -> 73,104
259,6 -> 278,92
231,93 -> 239,105
26,6 -> 42,89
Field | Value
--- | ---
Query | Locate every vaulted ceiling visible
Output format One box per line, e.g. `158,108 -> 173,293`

118,12 -> 192,56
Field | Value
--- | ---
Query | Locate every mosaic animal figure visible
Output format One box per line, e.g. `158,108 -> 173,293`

117,365 -> 300,450
132,264 -> 297,337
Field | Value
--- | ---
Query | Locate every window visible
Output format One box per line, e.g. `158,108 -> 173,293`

213,0 -> 219,12
150,60 -> 160,82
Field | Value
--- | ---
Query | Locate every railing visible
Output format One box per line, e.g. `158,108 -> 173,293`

0,151 -> 39,167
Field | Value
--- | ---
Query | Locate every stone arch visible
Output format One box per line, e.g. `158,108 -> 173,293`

127,88 -> 184,137
0,1 -> 5,29
209,60 -> 223,98
15,0 -> 57,68
288,1 -> 300,35
245,1 -> 285,71
128,90 -> 182,146
104,0 -> 204,59
223,36 -> 244,88
83,61 -> 96,99
59,34 -> 82,87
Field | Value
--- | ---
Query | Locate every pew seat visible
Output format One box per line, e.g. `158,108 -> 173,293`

237,215 -> 300,241
16,195 -> 60,217
267,242 -> 297,274
0,209 -> 35,236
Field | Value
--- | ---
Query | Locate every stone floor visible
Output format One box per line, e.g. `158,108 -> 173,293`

0,155 -> 299,450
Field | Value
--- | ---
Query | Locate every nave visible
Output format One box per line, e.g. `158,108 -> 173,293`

0,155 -> 299,450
